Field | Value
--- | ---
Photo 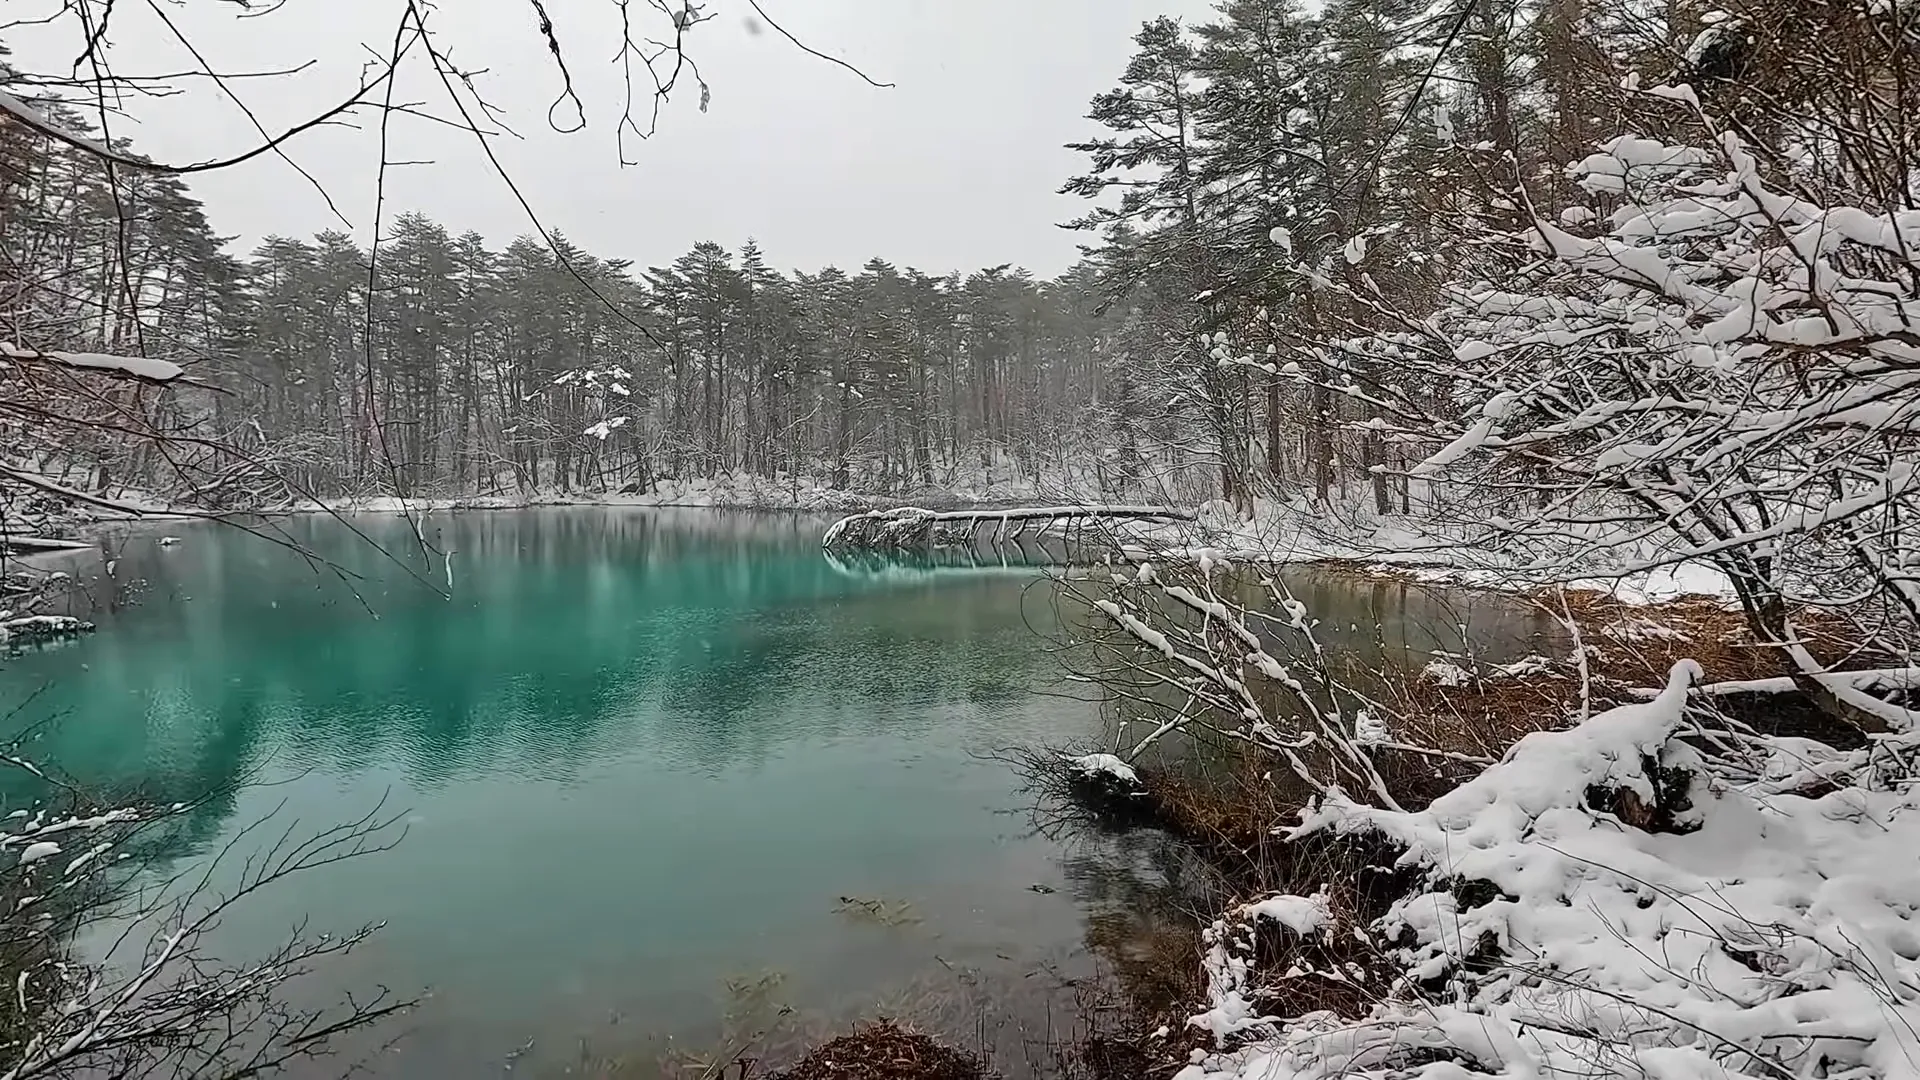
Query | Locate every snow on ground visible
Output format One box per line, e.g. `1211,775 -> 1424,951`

309,474 -> 872,514
1397,557 -> 1734,606
1178,661 -> 1920,1080
1419,659 -> 1473,687
305,469 -> 1154,516
1114,497 -> 1738,607
1242,892 -> 1332,941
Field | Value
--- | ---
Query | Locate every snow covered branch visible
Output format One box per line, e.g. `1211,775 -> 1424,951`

1259,120 -> 1920,730
0,344 -> 184,385
0,757 -> 414,1079
1055,554 -> 1413,810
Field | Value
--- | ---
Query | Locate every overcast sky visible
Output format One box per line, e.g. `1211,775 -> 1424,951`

9,0 -> 1210,277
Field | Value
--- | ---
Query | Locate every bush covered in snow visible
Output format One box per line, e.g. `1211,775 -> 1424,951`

1171,73 -> 1920,738
1174,659 -> 1920,1080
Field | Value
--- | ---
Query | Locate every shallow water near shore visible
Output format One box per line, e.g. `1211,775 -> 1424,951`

0,508 -> 1557,1076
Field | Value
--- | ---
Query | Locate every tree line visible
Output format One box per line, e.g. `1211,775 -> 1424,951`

1,42 -> 1173,505
6,0 -> 1904,520
1057,0 -> 1739,509
227,226 -> 1143,498
1066,0 -> 1920,717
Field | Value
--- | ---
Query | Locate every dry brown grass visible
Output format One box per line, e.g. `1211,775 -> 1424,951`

1554,591 -> 1874,683
1370,589 -> 1891,768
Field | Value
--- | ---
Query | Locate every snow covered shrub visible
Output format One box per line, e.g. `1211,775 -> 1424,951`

1280,115 -> 1920,730
1179,660 -> 1920,1080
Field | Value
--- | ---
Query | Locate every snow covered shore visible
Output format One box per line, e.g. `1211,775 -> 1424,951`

1165,661 -> 1920,1080
301,472 -> 1145,515
39,477 -> 1736,613
302,476 -> 871,514
1025,517 -> 1913,1079
1136,498 -> 1739,607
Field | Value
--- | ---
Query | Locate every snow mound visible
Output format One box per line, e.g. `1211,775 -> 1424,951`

1244,892 -> 1332,940
1067,753 -> 1140,785
1420,659 -> 1472,687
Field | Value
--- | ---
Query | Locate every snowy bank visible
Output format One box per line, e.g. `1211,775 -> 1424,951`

1176,660 -> 1920,1080
1139,498 -> 1739,607
305,475 -> 877,514
0,613 -> 92,644
301,472 -> 1158,517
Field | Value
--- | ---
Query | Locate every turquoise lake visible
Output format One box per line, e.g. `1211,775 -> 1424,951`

0,508 -> 1551,1077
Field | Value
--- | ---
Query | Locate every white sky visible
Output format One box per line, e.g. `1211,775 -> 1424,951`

7,0 -> 1210,277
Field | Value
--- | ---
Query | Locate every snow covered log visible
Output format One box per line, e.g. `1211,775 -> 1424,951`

1060,752 -> 1149,811
0,613 -> 94,644
821,504 -> 1195,551
823,542 -> 1082,582
0,537 -> 93,554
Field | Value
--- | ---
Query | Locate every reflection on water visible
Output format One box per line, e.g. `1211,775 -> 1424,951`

0,510 -> 1558,1077
5,510 -> 1111,1076
824,535 -> 1081,582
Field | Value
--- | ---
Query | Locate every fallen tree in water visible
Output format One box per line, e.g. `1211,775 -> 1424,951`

821,504 -> 1194,552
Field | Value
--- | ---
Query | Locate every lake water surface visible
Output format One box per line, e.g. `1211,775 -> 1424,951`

0,508 -> 1553,1076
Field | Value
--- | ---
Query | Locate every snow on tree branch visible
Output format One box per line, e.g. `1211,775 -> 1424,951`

1259,118 -> 1920,731
0,343 -> 184,384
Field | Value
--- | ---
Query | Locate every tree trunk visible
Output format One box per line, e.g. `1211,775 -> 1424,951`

1311,382 -> 1333,503
1744,580 -> 1891,734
